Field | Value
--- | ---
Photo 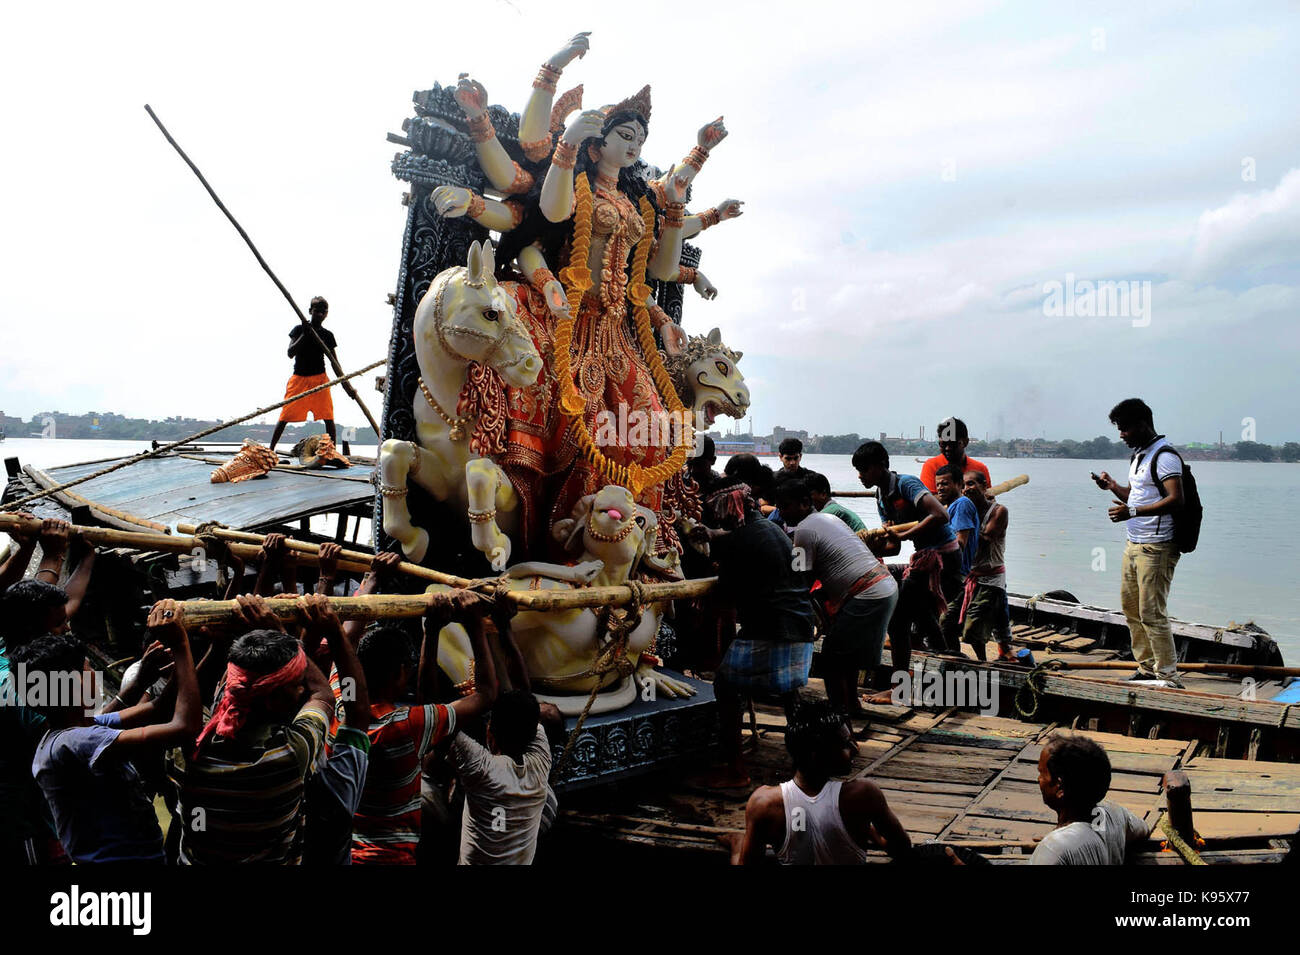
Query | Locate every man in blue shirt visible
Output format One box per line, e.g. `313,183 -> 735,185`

20,600 -> 201,863
852,442 -> 962,678
934,465 -> 979,574
934,464 -> 979,651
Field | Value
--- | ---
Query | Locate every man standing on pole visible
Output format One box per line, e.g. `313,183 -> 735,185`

270,297 -> 337,453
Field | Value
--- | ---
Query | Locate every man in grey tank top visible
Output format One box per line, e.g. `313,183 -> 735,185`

773,481 -> 898,719
731,701 -> 912,865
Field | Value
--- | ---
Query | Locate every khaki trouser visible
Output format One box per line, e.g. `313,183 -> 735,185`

1120,540 -> 1181,678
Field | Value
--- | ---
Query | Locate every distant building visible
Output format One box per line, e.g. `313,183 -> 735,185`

715,438 -> 773,456
770,426 -> 808,448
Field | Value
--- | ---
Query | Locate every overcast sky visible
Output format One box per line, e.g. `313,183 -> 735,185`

2,1 -> 1297,443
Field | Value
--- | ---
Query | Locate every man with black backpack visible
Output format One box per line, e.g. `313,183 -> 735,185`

1092,398 -> 1200,688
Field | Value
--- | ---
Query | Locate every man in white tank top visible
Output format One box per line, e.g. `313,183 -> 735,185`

731,701 -> 912,865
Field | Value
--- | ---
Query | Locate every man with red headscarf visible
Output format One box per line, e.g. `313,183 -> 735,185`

176,594 -> 336,865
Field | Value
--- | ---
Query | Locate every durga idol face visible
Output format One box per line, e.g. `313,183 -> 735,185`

600,119 -> 647,169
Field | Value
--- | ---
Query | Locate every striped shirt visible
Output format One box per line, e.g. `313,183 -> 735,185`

176,701 -> 330,865
350,701 -> 455,864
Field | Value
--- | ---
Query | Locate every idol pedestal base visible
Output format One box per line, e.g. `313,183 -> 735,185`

550,670 -> 717,792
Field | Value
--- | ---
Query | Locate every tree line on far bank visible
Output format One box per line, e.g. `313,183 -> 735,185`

787,433 -> 1299,462
0,412 -> 376,447
6,412 -> 1298,462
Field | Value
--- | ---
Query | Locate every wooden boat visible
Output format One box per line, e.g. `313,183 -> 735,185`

4,445 -> 1296,863
2,443 -> 377,668
551,680 -> 1299,865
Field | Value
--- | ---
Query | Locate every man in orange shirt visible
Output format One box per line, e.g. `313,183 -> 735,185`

920,417 -> 990,492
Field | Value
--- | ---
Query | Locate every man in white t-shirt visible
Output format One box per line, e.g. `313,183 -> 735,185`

451,689 -> 552,865
1092,398 -> 1186,686
1031,734 -> 1151,865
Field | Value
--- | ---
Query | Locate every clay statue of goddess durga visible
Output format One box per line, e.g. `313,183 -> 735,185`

379,31 -> 748,572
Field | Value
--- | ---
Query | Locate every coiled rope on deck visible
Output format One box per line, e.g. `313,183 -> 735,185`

1014,660 -> 1064,721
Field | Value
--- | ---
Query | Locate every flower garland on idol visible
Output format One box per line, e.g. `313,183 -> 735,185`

554,173 -> 693,498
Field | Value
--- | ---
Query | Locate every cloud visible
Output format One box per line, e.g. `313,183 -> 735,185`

1186,168 -> 1300,280
0,0 -> 1297,447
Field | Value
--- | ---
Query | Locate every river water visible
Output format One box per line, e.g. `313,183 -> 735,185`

4,438 -> 1298,658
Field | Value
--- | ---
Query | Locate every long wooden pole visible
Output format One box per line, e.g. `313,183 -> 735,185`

0,359 -> 384,513
143,104 -> 382,437
172,522 -> 718,611
175,521 -> 467,588
987,474 -> 1029,497
173,579 -> 718,625
0,514 -> 717,612
835,474 -> 1029,499
857,520 -> 920,541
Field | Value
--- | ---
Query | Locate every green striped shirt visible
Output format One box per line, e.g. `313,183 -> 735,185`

176,701 -> 329,865
821,499 -> 866,533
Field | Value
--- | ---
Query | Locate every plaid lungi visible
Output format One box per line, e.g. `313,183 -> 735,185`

716,639 -> 813,698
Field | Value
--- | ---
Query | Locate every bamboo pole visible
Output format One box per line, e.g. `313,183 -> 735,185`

143,104 -> 382,437
0,514 -> 718,612
987,474 -> 1029,497
0,513 -> 267,564
175,580 -> 718,625
178,594 -> 436,626
857,520 -> 920,542
175,521 -> 467,588
0,359 -> 384,513
834,474 -> 1029,499
174,522 -> 718,608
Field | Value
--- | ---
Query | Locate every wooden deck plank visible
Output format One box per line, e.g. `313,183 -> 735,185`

1188,812 -> 1300,840
42,455 -> 372,530
948,816 -> 1054,841
1183,757 -> 1300,776
908,743 -> 1015,766
1008,594 -> 1259,650
866,777 -> 984,797
872,760 -> 999,786
1001,762 -> 1163,793
892,805 -> 961,835
965,788 -> 1153,824
1040,727 -> 1192,757
921,730 -> 1028,751
1017,745 -> 1177,776
875,789 -> 973,809
1186,790 -> 1300,812
1180,773 -> 1300,797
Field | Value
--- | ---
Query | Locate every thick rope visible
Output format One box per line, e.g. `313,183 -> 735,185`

1,359 -> 385,513
1158,815 -> 1208,865
1014,661 -> 1063,721
192,521 -> 235,591
554,583 -> 649,775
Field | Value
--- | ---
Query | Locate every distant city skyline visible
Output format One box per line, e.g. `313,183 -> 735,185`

3,407 -> 1289,455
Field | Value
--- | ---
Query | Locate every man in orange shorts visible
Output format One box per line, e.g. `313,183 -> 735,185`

270,297 -> 338,453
